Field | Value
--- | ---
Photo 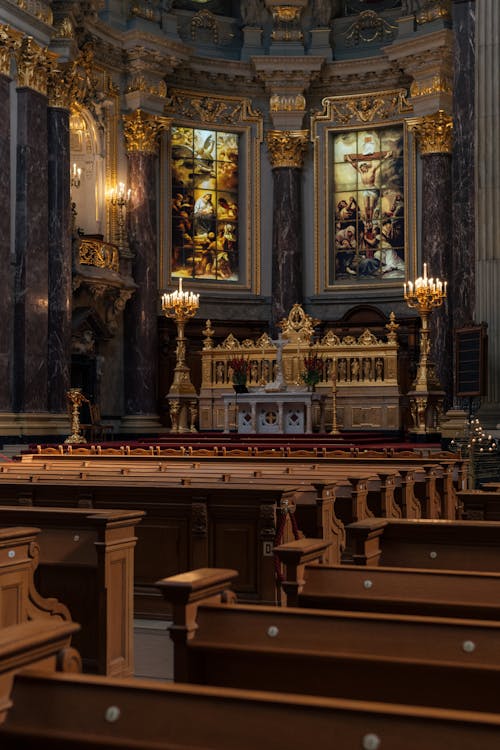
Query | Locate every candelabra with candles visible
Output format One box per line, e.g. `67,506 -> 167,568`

329,356 -> 341,435
404,263 -> 447,435
64,388 -> 88,444
162,278 -> 200,432
110,182 -> 132,258
71,162 -> 82,189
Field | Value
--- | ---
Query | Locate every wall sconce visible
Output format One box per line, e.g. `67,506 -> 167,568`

71,162 -> 82,189
110,182 -> 132,257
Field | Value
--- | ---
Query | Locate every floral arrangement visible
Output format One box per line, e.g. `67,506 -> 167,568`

301,354 -> 324,387
228,356 -> 250,385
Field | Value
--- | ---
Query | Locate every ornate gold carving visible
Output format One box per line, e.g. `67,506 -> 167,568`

191,9 -> 221,44
48,59 -> 82,109
126,74 -> 167,98
416,0 -> 452,25
16,0 -> 53,25
79,238 -> 120,273
344,10 -> 397,46
409,110 -> 453,154
0,25 -> 23,77
165,91 -> 256,125
314,89 -> 412,128
129,1 -> 160,22
410,74 -> 453,98
266,129 -> 309,169
268,3 -> 305,42
123,109 -> 171,154
15,36 -> 56,95
385,312 -> 400,343
279,303 -> 319,343
270,93 -> 306,112
54,16 -> 74,39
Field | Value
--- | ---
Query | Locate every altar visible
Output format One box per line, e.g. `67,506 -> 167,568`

222,391 -> 326,434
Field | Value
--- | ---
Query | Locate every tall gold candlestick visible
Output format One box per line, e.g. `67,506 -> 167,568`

64,388 -> 88,444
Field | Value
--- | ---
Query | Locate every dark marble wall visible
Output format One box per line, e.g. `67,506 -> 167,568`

0,76 -> 12,411
451,0 -> 476,332
124,152 -> 158,414
13,88 -> 49,413
271,167 -> 303,333
421,153 -> 453,403
47,107 -> 72,413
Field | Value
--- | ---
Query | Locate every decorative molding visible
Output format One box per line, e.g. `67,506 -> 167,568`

267,2 -> 306,42
191,501 -> 208,537
15,36 -> 56,95
164,90 -> 262,128
344,10 -> 397,46
266,129 -> 309,169
312,89 -> 412,130
0,24 -> 23,77
410,73 -> 452,98
122,109 -> 172,154
416,0 -> 452,25
270,93 -> 306,112
408,110 -> 453,154
190,9 -> 222,44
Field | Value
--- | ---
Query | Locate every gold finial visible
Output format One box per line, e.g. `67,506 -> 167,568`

123,109 -> 172,154
266,129 -> 309,169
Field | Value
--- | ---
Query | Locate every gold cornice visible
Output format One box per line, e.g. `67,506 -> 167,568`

15,36 -> 56,95
409,110 -> 453,155
123,109 -> 172,154
0,25 -> 23,78
266,129 -> 309,169
416,0 -> 452,25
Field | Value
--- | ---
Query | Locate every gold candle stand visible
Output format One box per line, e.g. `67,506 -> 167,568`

64,388 -> 88,444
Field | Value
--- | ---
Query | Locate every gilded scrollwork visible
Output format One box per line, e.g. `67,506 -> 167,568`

123,109 -> 172,154
266,129 -> 309,169
313,89 -> 412,130
79,238 -> 120,272
279,303 -> 319,343
409,110 -> 453,155
165,91 -> 260,126
344,10 -> 397,46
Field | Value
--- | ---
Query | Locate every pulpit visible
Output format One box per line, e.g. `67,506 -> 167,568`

222,390 -> 325,434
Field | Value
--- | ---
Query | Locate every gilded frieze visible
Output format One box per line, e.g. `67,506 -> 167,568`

266,129 -> 309,169
313,90 -> 413,129
123,109 -> 172,154
409,110 -> 453,154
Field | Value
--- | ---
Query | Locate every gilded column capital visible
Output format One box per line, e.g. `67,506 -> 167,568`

409,110 -> 453,155
123,109 -> 172,155
47,60 -> 80,109
266,129 -> 309,169
15,36 -> 56,95
0,25 -> 23,78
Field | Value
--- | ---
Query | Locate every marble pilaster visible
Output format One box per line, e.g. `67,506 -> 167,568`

14,88 -> 49,413
124,151 -> 158,415
0,75 -> 13,411
421,151 -> 453,403
47,105 -> 72,413
451,0 -> 475,335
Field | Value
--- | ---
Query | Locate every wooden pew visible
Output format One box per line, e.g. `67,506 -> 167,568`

0,507 -> 143,677
0,619 -> 81,722
5,670 -> 500,749
345,517 -> 500,571
458,489 -> 500,521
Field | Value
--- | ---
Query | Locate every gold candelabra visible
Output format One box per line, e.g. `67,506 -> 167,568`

329,357 -> 340,435
162,278 -> 200,432
64,388 -> 88,444
404,263 -> 447,434
71,162 -> 81,189
110,182 -> 131,258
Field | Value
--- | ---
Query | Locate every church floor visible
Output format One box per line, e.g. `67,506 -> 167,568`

134,619 -> 174,681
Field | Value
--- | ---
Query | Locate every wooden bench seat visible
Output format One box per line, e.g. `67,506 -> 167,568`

0,508 -> 143,676
4,669 -> 500,749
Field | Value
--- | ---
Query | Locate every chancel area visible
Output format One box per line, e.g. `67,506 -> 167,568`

1,0 -> 500,747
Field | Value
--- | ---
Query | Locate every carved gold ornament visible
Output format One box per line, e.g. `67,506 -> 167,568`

79,238 -> 120,273
270,93 -> 306,112
314,89 -> 412,128
416,0 -> 452,25
266,129 -> 309,169
0,25 -> 23,77
409,110 -> 453,155
410,74 -> 453,99
123,109 -> 172,154
15,36 -> 56,95
344,10 -> 397,46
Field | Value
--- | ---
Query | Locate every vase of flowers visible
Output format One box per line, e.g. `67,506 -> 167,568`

228,356 -> 250,393
301,354 -> 324,391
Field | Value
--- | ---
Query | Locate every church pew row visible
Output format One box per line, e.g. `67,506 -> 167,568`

458,489 -> 500,520
0,619 -> 81,723
275,537 -> 500,619
0,526 -> 70,627
158,567 -> 500,716
344,517 -> 500,570
4,670 -> 500,750
0,480 -> 319,613
0,507 -> 143,676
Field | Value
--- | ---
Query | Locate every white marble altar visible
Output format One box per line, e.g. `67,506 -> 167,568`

222,390 -> 325,434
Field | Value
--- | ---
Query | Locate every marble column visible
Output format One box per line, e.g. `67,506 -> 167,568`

122,110 -> 170,425
47,78 -> 73,413
475,0 -> 500,423
266,130 -> 308,333
0,73 -> 13,412
412,112 -> 454,405
13,39 -> 53,414
451,0 -> 476,334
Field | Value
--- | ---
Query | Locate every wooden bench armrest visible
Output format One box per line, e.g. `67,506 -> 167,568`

274,538 -> 332,607
345,518 -> 388,566
155,568 -> 239,606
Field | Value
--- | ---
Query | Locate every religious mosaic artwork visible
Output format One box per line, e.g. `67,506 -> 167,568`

171,125 -> 239,282
330,124 -> 405,285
